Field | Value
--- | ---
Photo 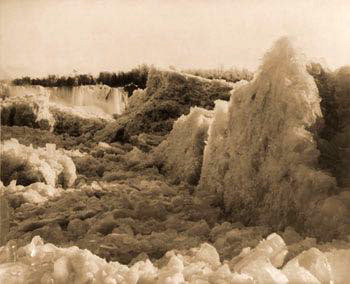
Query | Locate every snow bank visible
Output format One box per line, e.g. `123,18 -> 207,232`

0,139 -> 76,188
0,233 -> 349,283
1,91 -> 55,130
153,107 -> 213,185
199,37 -> 337,230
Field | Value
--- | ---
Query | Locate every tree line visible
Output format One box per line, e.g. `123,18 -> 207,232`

12,65 -> 150,96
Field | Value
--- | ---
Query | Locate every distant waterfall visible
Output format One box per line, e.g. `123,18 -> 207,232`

2,84 -> 129,116
48,85 -> 128,115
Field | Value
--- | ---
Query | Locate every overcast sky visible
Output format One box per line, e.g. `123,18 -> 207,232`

1,0 -> 349,79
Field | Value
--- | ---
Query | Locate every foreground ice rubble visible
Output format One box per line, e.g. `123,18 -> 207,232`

1,139 -> 76,188
0,233 -> 349,283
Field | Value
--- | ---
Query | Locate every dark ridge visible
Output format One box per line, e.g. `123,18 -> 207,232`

307,63 -> 342,190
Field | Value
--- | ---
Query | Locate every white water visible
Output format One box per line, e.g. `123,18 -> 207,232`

1,84 -> 128,116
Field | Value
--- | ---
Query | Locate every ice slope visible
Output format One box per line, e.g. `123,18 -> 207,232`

94,69 -> 233,143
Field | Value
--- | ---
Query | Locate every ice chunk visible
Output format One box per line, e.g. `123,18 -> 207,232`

325,249 -> 350,283
233,233 -> 288,272
191,243 -> 221,268
282,261 -> 321,284
240,257 -> 288,284
156,255 -> 185,284
283,247 -> 332,283
209,264 -> 254,284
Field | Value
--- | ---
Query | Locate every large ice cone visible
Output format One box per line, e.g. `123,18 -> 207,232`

199,37 -> 336,230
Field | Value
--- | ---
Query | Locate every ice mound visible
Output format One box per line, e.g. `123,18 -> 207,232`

0,181 -> 61,204
1,233 -> 349,283
199,37 -> 337,230
153,107 -> 213,185
232,233 -> 288,271
94,68 -> 233,143
0,139 -> 76,187
1,91 -> 55,130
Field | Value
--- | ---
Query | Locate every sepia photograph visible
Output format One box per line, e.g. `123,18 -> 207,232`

0,0 -> 350,282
